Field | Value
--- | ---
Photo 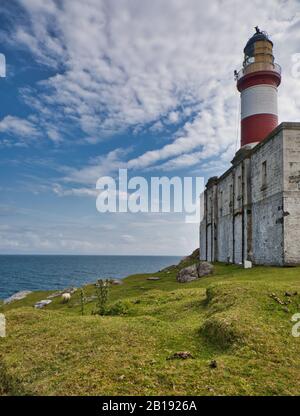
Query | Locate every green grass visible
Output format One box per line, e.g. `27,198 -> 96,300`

1,261 -> 300,395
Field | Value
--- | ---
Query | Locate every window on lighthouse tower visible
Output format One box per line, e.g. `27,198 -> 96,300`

262,161 -> 267,189
244,55 -> 255,68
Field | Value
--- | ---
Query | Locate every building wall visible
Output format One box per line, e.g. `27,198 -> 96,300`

233,162 -> 244,264
283,126 -> 300,264
200,180 -> 218,262
199,219 -> 206,262
200,154 -> 252,264
217,172 -> 234,262
200,123 -> 300,266
250,130 -> 284,265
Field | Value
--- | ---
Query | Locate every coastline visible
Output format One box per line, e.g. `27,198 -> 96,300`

0,254 -> 182,301
2,256 -> 300,395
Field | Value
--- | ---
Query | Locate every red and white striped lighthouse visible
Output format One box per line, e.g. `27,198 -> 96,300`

236,27 -> 281,148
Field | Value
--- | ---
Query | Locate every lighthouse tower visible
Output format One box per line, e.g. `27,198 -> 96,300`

236,27 -> 281,148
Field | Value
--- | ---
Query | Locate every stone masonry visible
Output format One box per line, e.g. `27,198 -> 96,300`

200,122 -> 300,266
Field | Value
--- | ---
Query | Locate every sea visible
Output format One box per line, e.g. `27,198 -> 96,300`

0,255 -> 181,300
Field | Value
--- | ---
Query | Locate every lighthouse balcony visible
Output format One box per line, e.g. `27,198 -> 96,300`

236,62 -> 281,80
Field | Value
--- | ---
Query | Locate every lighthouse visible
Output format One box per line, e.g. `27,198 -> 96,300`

201,26 -> 300,267
236,27 -> 281,148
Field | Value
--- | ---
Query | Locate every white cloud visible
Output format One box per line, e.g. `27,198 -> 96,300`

52,184 -> 98,198
8,0 -> 300,170
0,211 -> 196,255
0,115 -> 39,142
61,148 -> 127,185
3,0 -> 300,256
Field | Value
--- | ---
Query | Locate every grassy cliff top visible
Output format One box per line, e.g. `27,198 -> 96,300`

1,258 -> 300,396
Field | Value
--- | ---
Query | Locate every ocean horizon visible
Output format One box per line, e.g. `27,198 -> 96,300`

0,254 -> 182,300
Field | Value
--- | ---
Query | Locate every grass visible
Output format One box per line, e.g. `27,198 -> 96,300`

1,259 -> 300,395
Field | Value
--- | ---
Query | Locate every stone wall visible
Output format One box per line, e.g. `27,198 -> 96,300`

283,126 -> 300,264
217,172 -> 234,262
200,155 -> 252,264
199,123 -> 300,266
251,130 -> 284,265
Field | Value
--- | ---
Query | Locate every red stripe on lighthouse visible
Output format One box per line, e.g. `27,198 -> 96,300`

237,70 -> 281,92
241,113 -> 278,147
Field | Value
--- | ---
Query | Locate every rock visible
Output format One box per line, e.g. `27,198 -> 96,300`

177,264 -> 198,283
167,351 -> 193,360
110,279 -> 123,285
34,299 -> 52,309
285,291 -> 298,297
285,291 -> 292,297
4,290 -> 32,304
209,359 -> 218,369
64,287 -> 77,294
197,261 -> 214,277
147,277 -> 160,281
47,291 -> 63,299
270,293 -> 285,305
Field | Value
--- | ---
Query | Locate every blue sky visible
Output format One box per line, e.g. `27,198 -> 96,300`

1,0 -> 300,255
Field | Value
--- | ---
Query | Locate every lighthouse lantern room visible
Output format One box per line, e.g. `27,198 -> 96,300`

236,27 -> 281,148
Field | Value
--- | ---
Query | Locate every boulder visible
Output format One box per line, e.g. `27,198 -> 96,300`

146,277 -> 160,281
64,287 -> 77,294
47,291 -> 63,299
177,264 -> 198,283
4,290 -> 32,304
197,261 -> 214,277
110,279 -> 123,285
34,299 -> 52,309
167,351 -> 193,360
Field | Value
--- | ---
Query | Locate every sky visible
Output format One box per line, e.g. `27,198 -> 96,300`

1,0 -> 300,255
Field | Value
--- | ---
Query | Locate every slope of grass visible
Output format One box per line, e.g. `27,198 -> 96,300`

1,261 -> 300,395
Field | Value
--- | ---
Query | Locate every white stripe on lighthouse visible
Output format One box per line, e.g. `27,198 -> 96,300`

241,84 -> 278,120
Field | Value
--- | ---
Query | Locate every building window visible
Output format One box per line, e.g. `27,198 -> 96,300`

238,175 -> 242,198
262,161 -> 267,189
219,191 -> 223,216
236,175 -> 243,208
229,184 -> 233,212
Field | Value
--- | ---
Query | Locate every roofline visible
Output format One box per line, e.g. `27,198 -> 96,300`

205,122 -> 300,189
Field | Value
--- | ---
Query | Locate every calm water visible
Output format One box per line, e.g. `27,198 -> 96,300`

0,255 -> 181,299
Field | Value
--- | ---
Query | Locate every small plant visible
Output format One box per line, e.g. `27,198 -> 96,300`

80,288 -> 85,316
94,279 -> 110,315
105,299 -> 132,316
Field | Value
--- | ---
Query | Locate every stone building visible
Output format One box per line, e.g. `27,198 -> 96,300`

200,29 -> 300,266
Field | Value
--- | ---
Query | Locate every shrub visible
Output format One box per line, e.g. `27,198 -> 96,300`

94,279 -> 110,315
105,300 -> 132,316
80,288 -> 85,316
